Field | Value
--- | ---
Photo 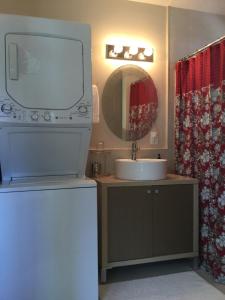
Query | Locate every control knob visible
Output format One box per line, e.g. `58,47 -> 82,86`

31,111 -> 39,121
78,105 -> 88,114
1,103 -> 12,114
44,111 -> 51,121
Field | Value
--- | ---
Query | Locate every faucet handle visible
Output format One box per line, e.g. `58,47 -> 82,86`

131,141 -> 139,160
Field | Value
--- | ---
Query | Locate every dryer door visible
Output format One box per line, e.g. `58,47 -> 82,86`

5,34 -> 84,110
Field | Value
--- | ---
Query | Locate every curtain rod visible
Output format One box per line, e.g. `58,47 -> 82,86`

178,35 -> 225,62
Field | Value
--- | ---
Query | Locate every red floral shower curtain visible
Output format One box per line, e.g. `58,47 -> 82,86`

175,38 -> 225,282
129,78 -> 158,140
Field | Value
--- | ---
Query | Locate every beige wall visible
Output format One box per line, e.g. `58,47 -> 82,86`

168,7 -> 225,171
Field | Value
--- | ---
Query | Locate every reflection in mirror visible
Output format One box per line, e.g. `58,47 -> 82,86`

102,65 -> 158,141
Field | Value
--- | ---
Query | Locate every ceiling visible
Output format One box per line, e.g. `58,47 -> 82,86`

129,0 -> 225,15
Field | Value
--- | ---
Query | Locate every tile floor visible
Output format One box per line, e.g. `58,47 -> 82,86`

101,259 -> 225,295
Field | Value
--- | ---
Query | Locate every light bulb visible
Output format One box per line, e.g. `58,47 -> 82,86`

129,46 -> 138,56
144,48 -> 153,57
138,52 -> 145,60
124,51 -> 131,59
113,45 -> 123,54
109,50 -> 117,58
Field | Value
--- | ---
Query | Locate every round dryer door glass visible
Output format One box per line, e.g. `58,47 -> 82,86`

6,34 -> 84,110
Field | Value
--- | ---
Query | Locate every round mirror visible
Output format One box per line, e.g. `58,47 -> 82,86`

102,65 -> 158,141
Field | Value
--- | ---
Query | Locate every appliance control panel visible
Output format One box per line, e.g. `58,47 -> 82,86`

0,98 -> 92,124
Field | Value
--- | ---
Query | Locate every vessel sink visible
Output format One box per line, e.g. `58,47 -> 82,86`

115,158 -> 167,180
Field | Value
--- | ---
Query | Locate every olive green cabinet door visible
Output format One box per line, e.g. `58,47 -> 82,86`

152,184 -> 193,256
107,186 -> 153,262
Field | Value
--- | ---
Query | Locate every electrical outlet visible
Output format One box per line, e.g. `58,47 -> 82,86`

150,130 -> 158,144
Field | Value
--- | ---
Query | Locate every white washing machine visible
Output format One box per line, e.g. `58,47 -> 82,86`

0,14 -> 98,300
0,177 -> 98,300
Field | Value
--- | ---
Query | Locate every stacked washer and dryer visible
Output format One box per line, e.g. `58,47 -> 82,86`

0,14 -> 98,300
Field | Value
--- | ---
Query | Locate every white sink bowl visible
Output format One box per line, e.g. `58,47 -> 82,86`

115,158 -> 167,180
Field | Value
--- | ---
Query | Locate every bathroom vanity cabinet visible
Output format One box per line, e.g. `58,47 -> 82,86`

96,174 -> 199,282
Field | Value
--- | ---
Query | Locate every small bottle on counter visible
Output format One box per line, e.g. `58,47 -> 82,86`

91,141 -> 105,177
92,161 -> 102,178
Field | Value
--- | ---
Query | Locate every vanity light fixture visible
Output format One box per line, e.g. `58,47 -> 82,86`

106,44 -> 153,62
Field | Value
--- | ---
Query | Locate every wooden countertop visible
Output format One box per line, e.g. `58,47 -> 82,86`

94,174 -> 198,186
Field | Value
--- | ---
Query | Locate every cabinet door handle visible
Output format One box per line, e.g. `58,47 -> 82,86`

154,189 -> 159,194
146,189 -> 151,194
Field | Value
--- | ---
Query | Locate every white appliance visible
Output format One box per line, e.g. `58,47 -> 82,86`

0,14 -> 98,300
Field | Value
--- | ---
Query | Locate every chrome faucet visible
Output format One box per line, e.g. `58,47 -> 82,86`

131,141 -> 138,160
